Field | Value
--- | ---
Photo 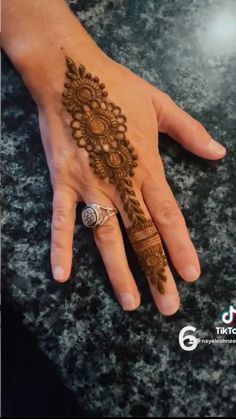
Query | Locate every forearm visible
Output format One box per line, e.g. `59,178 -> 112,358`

2,0 -> 107,103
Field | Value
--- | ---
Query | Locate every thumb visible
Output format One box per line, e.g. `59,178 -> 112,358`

51,188 -> 77,282
152,89 -> 226,160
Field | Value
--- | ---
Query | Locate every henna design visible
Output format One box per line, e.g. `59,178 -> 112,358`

127,220 -> 167,294
70,101 -> 127,150
117,178 -> 146,225
62,56 -> 167,292
62,58 -> 108,112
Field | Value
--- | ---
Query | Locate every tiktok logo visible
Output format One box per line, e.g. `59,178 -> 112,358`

222,305 -> 236,324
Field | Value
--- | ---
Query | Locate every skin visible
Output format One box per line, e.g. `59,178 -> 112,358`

2,0 -> 226,315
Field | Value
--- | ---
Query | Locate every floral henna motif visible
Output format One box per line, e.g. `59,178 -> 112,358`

89,144 -> 137,180
70,100 -> 127,150
62,56 -> 167,292
62,58 -> 108,112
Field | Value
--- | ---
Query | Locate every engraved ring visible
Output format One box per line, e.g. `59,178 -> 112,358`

82,203 -> 118,228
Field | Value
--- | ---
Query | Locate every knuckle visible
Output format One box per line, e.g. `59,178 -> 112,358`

52,205 -> 74,231
154,201 -> 182,227
161,92 -> 175,108
51,237 -> 68,252
52,208 -> 68,229
191,119 -> 204,133
162,92 -> 172,103
94,222 -> 118,248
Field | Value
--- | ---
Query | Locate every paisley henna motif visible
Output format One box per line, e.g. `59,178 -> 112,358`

62,56 -> 167,292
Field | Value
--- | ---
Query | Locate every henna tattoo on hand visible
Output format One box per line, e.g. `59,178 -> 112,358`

127,220 -> 167,294
62,56 -> 167,292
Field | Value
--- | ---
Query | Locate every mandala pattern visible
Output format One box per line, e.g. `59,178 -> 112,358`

62,59 -> 108,112
70,100 -> 127,151
89,144 -> 137,181
62,56 -> 167,292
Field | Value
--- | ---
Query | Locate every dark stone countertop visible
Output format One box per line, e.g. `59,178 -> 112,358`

2,0 -> 236,416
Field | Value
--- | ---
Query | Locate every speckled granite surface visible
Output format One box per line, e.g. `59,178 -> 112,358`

2,0 -> 236,416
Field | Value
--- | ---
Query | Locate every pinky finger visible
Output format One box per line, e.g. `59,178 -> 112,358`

51,188 -> 77,282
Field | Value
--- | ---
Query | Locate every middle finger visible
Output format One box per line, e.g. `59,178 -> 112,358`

142,156 -> 201,283
115,186 -> 180,316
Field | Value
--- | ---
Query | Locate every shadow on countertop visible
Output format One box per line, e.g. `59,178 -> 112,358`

2,302 -> 89,417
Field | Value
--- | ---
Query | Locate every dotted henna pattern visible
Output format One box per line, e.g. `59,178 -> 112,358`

62,56 -> 167,293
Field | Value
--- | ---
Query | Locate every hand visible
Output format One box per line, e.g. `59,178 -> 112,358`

37,51 -> 226,315
2,0 -> 226,315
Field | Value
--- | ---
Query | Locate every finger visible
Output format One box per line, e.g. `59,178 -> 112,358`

142,162 -> 201,283
116,187 -> 180,316
152,89 -> 226,160
148,265 -> 180,316
81,189 -> 140,311
51,188 -> 78,282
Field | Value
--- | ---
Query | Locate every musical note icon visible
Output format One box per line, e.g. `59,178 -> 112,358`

222,305 -> 236,324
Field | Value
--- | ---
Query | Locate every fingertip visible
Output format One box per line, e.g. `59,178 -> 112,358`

207,139 -> 227,160
119,292 -> 140,311
157,294 -> 180,316
177,261 -> 201,282
52,265 -> 69,283
180,265 -> 201,283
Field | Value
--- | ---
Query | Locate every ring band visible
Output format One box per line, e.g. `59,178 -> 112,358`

82,203 -> 117,228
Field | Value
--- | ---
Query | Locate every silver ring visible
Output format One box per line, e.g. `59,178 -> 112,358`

82,203 -> 118,228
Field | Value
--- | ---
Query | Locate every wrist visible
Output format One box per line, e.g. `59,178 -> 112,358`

18,33 -> 108,105
2,0 -> 109,105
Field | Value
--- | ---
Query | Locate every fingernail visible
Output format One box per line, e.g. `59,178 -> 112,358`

160,295 -> 179,315
208,139 -> 226,155
53,266 -> 65,281
119,293 -> 136,311
182,265 -> 200,282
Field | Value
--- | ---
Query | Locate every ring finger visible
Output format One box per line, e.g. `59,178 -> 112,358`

81,188 -> 140,311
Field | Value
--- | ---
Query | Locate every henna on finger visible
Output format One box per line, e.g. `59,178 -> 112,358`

62,56 -> 167,292
127,220 -> 167,294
